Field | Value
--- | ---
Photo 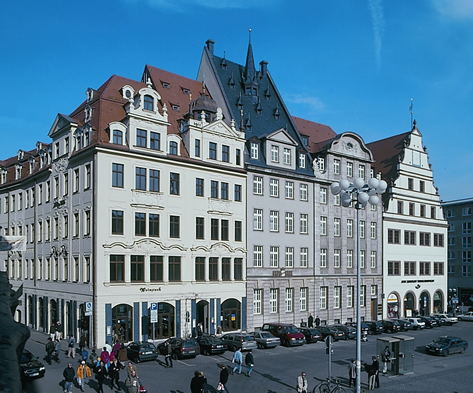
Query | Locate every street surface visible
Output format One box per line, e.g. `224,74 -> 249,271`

24,321 -> 473,393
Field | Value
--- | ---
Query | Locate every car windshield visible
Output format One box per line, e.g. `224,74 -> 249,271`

21,352 -> 34,363
285,326 -> 300,334
183,340 -> 198,347
433,338 -> 451,345
260,333 -> 271,338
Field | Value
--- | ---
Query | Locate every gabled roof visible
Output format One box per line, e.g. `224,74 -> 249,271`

292,116 -> 336,153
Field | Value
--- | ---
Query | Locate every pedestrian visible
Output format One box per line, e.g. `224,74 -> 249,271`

348,359 -> 356,388
67,335 -> 76,359
218,364 -> 230,392
109,358 -> 121,390
100,346 -> 110,370
54,338 -> 62,363
381,346 -> 391,374
63,362 -> 75,393
190,370 -> 206,393
76,360 -> 92,392
45,337 -> 55,365
308,314 -> 314,328
165,339 -> 173,368
125,370 -> 141,393
104,341 -> 113,354
315,315 -> 320,327
200,371 -> 208,393
95,360 -> 108,393
126,362 -> 138,377
231,348 -> 242,375
245,349 -> 254,377
79,333 -> 86,353
117,344 -> 128,368
56,321 -> 63,340
296,371 -> 308,393
367,359 -> 377,390
89,348 -> 98,367
372,355 -> 380,388
112,340 -> 121,357
50,322 -> 58,340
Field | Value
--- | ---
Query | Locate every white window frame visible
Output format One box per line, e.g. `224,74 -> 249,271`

300,248 -> 308,267
334,249 -> 341,268
253,176 -> 263,195
300,184 -> 308,201
371,251 -> 377,268
269,210 -> 279,232
269,178 -> 279,197
270,246 -> 279,267
334,218 -> 341,236
320,187 -> 327,204
285,212 -> 294,233
283,148 -> 291,165
285,247 -> 294,267
253,209 -> 263,230
300,287 -> 308,311
253,289 -> 262,314
251,142 -> 258,159
334,286 -> 341,309
285,181 -> 294,199
347,250 -> 353,268
253,245 -> 263,267
285,288 -> 294,313
320,216 -> 327,236
300,214 -> 308,234
320,249 -> 327,268
270,289 -> 279,313
320,286 -> 328,309
271,145 -> 279,162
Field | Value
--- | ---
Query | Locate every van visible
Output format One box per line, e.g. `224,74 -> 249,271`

261,323 -> 305,347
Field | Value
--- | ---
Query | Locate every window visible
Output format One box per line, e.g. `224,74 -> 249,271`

283,148 -> 291,165
110,255 -> 124,282
136,167 -> 146,190
63,215 -> 69,238
397,201 -> 403,214
269,179 -> 279,197
222,258 -> 231,281
250,142 -> 258,159
135,213 -> 146,236
73,172 -> 79,193
137,129 -> 147,147
112,163 -> 124,188
370,251 -> 377,268
234,258 -> 242,280
150,256 -> 163,282
285,181 -> 294,199
144,95 -> 154,111
285,212 -> 294,233
84,210 -> 91,236
254,245 -> 263,267
347,250 -> 353,268
270,246 -> 279,267
360,250 -> 365,268
235,221 -> 242,242
149,214 -> 159,237
170,173 -> 180,195
463,207 -> 472,216
463,222 -> 472,234
408,178 -> 413,190
300,287 -> 308,311
270,289 -> 279,313
209,257 -> 218,281
149,169 -> 160,192
388,229 -> 401,244
113,130 -> 123,145
169,256 -> 181,281
131,255 -> 144,282
334,218 -> 341,236
360,286 -> 366,307
462,265 -> 471,277
195,217 -> 205,240
234,184 -> 242,201
334,194 -> 340,206
221,219 -> 229,241
300,248 -> 308,267
209,142 -> 217,160
434,262 -> 444,275
320,249 -> 327,268
388,261 -> 401,275
221,182 -> 229,200
150,132 -> 160,150
371,285 -> 377,297
333,159 -> 340,174
195,257 -> 205,281
419,180 -> 425,192
463,236 -> 472,248
211,219 -> 219,240
269,210 -> 279,232
334,249 -> 341,268
346,162 -> 353,177
347,219 -> 353,237
170,216 -> 180,238
222,145 -> 230,162
370,222 -> 377,239
169,141 -> 178,155
320,187 -> 327,204
409,203 -> 415,216
420,204 -> 426,217
317,157 -> 325,171
285,247 -> 294,267
195,139 -> 200,157
358,165 -> 365,180
236,149 -> 241,165
347,286 -> 354,308
285,288 -> 294,312
334,286 -> 341,308
320,287 -> 328,309
320,216 -> 327,235
300,184 -> 308,201
434,233 -> 444,247
271,145 -> 279,162
462,250 -> 471,263
254,289 -> 263,314
253,176 -> 263,195
359,220 -> 365,238
254,209 -> 263,231
299,153 -> 306,168
420,232 -> 431,246
420,262 -> 430,275
300,214 -> 308,234
404,231 -> 416,245
196,178 -> 204,196
73,214 -> 79,237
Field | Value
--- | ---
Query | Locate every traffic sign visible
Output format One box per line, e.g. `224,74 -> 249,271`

150,302 -> 158,323
85,302 -> 93,316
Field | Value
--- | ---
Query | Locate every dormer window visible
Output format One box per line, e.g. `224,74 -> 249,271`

55,143 -> 59,158
181,87 -> 190,95
271,145 -> 279,163
65,137 -> 70,154
250,142 -> 258,159
228,73 -> 235,89
1,170 -> 6,184
264,88 -> 271,100
17,150 -> 24,160
299,153 -> 306,168
113,130 -> 123,145
86,87 -> 94,102
169,141 -> 178,155
15,164 -> 22,180
161,81 -> 170,89
171,104 -> 180,112
29,158 -> 35,174
317,157 -> 325,171
144,95 -> 154,111
301,135 -> 309,146
274,106 -> 280,120
84,105 -> 92,123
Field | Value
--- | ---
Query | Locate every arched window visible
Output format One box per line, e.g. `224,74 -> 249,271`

144,95 -> 154,111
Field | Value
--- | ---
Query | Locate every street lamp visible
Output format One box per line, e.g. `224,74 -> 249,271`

330,177 -> 386,393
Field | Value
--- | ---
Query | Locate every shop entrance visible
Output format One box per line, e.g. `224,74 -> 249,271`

221,299 -> 241,332
148,302 -> 175,339
112,304 -> 133,343
196,300 -> 210,334
419,291 -> 430,316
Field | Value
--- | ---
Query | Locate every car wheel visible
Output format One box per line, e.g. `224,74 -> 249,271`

443,350 -> 449,357
461,347 -> 466,354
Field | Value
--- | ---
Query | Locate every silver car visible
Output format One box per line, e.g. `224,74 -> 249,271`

251,331 -> 280,349
220,333 -> 258,352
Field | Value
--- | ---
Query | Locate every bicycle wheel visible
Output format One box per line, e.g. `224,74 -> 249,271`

314,382 -> 330,393
332,386 -> 347,393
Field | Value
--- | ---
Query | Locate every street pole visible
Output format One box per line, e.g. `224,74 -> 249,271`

356,205 -> 361,393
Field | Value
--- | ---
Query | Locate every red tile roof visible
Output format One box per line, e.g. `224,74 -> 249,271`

292,116 -> 336,153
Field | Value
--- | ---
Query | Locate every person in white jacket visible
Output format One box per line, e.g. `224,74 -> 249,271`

297,372 -> 308,393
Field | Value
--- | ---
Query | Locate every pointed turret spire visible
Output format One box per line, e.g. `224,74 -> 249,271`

244,29 -> 259,96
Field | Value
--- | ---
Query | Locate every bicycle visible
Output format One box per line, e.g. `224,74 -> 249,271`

314,378 -> 347,393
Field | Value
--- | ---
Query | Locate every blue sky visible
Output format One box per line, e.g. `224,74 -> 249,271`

1,0 -> 472,201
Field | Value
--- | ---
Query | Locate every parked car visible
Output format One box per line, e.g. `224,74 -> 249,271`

403,317 -> 425,330
261,323 -> 305,347
251,331 -> 280,349
418,316 -> 438,328
158,338 -> 200,359
126,341 -> 159,363
317,326 -> 345,341
345,321 -> 370,334
457,311 -> 473,321
425,336 -> 468,357
299,328 -> 324,343
332,324 -> 356,340
381,319 -> 401,333
364,321 -> 384,335
20,349 -> 46,380
196,336 -> 227,356
431,313 -> 458,325
220,333 -> 257,352
392,319 -> 413,331
429,315 -> 444,326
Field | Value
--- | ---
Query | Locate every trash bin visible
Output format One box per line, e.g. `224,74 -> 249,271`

392,335 -> 414,374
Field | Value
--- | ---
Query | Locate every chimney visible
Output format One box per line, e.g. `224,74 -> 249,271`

206,39 -> 215,56
260,60 -> 268,77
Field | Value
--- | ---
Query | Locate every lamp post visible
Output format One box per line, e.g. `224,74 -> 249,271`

330,177 -> 386,393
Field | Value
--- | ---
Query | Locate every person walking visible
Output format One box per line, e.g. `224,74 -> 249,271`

100,346 -> 110,370
126,362 -> 138,377
79,334 -> 86,353
315,316 -> 321,327
125,370 -> 141,393
372,355 -> 380,388
63,362 -> 75,393
348,359 -> 356,388
76,360 -> 92,392
367,359 -> 377,390
245,350 -> 254,377
190,370 -> 206,393
67,335 -> 76,359
50,322 -> 57,340
308,314 -> 314,328
381,346 -> 391,374
109,358 -> 121,390
231,348 -> 242,375
164,339 -> 173,368
218,364 -> 230,392
89,348 -> 98,367
95,360 -> 108,393
296,372 -> 308,393
45,337 -> 55,365
56,321 -> 63,340
54,338 -> 62,363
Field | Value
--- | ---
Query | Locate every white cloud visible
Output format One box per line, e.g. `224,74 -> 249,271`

126,0 -> 281,11
433,0 -> 473,19
285,94 -> 325,112
368,0 -> 385,71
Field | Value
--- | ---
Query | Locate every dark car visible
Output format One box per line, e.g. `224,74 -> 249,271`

345,321 -> 370,334
196,336 -> 227,356
332,324 -> 356,339
317,326 -> 345,341
364,321 -> 384,335
126,341 -> 159,363
20,349 -> 46,380
419,316 -> 438,328
425,336 -> 468,357
393,319 -> 413,331
381,319 -> 401,333
159,338 -> 200,359
251,331 -> 280,349
300,328 -> 324,343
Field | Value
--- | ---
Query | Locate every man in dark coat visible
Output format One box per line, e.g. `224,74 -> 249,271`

63,363 -> 75,393
315,316 -> 321,327
219,364 -> 230,392
190,370 -> 206,393
308,314 -> 314,328
45,337 -> 54,365
372,355 -> 380,388
245,350 -> 254,377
